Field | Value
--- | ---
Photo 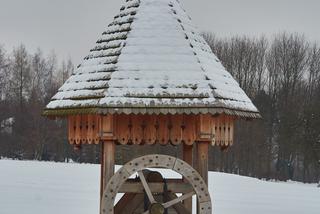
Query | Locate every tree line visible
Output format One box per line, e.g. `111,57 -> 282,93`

0,45 -> 81,162
203,32 -> 320,183
0,32 -> 319,183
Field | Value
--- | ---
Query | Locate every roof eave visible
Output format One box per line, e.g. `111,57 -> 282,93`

42,107 -> 261,119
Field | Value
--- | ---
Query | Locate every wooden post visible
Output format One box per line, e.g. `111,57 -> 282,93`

100,140 -> 115,214
100,142 -> 105,199
195,115 -> 211,213
196,141 -> 209,185
195,141 -> 209,214
183,144 -> 193,211
196,115 -> 211,185
99,115 -> 115,214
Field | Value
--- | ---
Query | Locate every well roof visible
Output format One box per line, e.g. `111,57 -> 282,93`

44,0 -> 260,118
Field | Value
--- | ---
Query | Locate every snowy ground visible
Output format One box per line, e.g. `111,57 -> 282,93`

0,160 -> 319,214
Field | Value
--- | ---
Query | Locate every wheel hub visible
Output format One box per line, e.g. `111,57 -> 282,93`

149,203 -> 165,214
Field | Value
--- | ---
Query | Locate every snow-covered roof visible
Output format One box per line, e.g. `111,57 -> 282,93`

44,0 -> 260,118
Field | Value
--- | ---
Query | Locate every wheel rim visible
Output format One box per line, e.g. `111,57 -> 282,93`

102,154 -> 212,214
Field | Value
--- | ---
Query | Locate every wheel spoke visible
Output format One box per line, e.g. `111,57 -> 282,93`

138,170 -> 156,203
162,191 -> 195,208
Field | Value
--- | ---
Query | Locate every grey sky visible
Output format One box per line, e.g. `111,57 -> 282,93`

1,0 -> 319,64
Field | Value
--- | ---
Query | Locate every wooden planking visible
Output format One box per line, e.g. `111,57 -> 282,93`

144,115 -> 157,144
80,115 -> 88,144
94,115 -> 101,144
169,114 -> 183,145
139,115 -> 148,144
157,115 -> 169,145
224,116 -> 230,146
75,115 -> 81,145
68,114 -> 101,145
183,115 -> 197,145
67,114 -> 235,147
115,114 -> 130,145
87,115 -> 93,144
214,117 -> 219,146
229,117 -> 234,146
211,114 -> 235,147
132,115 -> 143,145
220,115 -> 225,146
68,116 -> 75,144
211,117 -> 216,146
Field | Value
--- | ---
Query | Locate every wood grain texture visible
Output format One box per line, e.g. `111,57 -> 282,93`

67,114 -> 234,149
119,179 -> 193,194
183,144 -> 193,211
100,140 -> 115,214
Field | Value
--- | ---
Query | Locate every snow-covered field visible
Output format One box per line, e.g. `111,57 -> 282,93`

0,160 -> 319,214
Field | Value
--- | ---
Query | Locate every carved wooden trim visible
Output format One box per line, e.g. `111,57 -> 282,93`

67,114 -> 235,147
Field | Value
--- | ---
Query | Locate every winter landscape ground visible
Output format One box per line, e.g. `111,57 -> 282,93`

0,159 -> 319,214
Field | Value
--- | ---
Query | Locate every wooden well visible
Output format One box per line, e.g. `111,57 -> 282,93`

66,113 -> 235,213
43,0 -> 261,212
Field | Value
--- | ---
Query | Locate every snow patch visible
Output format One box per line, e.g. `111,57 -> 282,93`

0,160 -> 319,214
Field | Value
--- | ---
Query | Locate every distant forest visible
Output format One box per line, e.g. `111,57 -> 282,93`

0,32 -> 319,183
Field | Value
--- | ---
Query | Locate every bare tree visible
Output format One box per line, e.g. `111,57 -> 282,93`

9,45 -> 31,110
0,45 -> 9,100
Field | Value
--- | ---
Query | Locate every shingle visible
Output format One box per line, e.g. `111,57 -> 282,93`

44,0 -> 260,118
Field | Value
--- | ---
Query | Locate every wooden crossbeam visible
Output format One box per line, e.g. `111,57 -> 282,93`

119,179 -> 193,194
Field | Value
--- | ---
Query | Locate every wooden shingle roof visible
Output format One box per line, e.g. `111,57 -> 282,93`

44,0 -> 260,118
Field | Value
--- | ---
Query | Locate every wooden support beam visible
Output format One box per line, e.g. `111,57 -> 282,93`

196,115 -> 210,184
100,140 -> 115,214
183,144 -> 193,211
195,141 -> 209,214
196,141 -> 209,184
100,115 -> 115,214
100,142 -> 104,200
119,179 -> 193,193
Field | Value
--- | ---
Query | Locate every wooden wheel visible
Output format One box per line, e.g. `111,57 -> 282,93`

101,154 -> 212,214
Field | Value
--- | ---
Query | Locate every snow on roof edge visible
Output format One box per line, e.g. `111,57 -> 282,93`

43,106 -> 261,119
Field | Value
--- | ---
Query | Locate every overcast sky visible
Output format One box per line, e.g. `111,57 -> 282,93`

0,0 -> 319,64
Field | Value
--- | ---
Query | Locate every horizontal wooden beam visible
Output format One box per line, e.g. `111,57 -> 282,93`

119,179 -> 193,194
